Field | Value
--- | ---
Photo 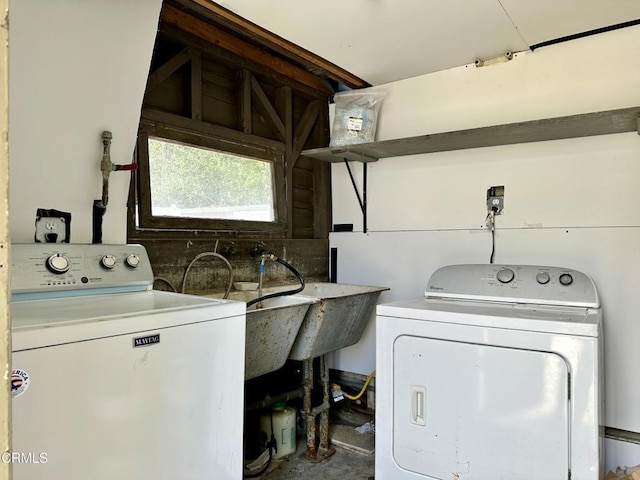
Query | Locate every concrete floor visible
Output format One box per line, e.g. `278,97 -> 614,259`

261,442 -> 374,480
252,403 -> 375,480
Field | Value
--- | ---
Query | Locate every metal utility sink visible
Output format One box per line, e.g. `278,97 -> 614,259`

262,283 -> 389,360
205,291 -> 316,380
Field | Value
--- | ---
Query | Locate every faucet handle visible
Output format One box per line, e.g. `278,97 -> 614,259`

221,241 -> 238,258
250,241 -> 267,257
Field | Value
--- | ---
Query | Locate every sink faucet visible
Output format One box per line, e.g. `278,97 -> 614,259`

250,241 -> 267,258
258,253 -> 277,308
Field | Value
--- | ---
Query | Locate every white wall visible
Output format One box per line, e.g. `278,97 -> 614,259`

9,0 -> 163,244
0,0 -> 10,474
330,25 -> 640,468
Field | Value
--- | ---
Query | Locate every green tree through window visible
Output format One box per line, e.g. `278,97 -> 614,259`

148,137 -> 275,222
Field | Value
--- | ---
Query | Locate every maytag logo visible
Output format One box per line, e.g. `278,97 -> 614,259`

133,334 -> 160,348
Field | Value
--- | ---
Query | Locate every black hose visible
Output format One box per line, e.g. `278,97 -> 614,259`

246,258 -> 305,308
244,410 -> 277,478
92,200 -> 106,244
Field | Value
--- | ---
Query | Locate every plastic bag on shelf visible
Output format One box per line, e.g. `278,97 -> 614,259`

330,88 -> 386,147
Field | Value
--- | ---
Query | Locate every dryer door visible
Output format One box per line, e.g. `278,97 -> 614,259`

393,335 -> 570,479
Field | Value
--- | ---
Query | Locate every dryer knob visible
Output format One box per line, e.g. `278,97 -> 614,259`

496,268 -> 515,284
559,273 -> 573,286
125,254 -> 140,268
536,272 -> 550,285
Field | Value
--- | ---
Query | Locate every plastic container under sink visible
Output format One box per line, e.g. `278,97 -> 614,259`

233,281 -> 259,291
259,402 -> 297,459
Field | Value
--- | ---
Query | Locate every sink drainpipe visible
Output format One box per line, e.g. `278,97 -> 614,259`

302,355 -> 336,462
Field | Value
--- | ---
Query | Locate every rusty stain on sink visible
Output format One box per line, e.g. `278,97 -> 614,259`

262,283 -> 389,361
205,291 -> 316,379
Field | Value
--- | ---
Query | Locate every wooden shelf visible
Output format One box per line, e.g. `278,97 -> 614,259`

302,106 -> 640,163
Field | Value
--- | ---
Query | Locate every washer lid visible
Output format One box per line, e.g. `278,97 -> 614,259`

377,298 -> 601,337
425,264 -> 599,308
11,290 -> 246,350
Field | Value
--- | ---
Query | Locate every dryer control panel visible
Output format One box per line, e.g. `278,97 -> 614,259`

425,264 -> 599,307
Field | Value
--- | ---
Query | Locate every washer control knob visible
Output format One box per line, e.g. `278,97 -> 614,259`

536,272 -> 550,285
46,253 -> 70,274
101,255 -> 117,269
559,273 -> 573,286
496,268 -> 515,284
125,254 -> 140,268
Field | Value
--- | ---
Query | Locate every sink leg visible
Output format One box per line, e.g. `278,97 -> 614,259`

301,356 -> 336,462
303,359 -> 317,460
317,354 -> 336,460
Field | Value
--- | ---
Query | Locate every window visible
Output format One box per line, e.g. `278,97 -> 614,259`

148,137 -> 275,222
134,120 -> 286,233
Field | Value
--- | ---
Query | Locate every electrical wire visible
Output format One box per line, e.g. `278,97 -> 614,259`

486,209 -> 496,264
490,228 -> 496,264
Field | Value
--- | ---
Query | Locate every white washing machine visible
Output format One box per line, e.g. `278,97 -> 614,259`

11,244 -> 246,480
376,264 -> 602,480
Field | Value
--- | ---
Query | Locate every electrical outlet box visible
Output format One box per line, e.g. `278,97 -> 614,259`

487,186 -> 504,215
34,208 -> 71,243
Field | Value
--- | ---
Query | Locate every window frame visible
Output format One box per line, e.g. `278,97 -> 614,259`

134,116 -> 287,233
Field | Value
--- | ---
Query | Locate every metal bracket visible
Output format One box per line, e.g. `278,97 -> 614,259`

343,158 -> 368,233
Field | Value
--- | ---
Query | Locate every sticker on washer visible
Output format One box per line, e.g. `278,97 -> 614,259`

11,369 -> 30,398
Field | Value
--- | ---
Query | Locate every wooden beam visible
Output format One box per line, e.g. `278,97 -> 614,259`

175,0 -> 371,88
141,108 -> 284,152
161,4 -> 332,94
276,86 -> 293,157
293,100 -> 322,161
238,70 -> 252,134
313,160 -> 332,239
159,23 -> 330,101
312,105 -> 332,239
190,50 -> 202,121
173,0 -> 369,89
276,86 -> 294,238
250,76 -> 285,141
146,47 -> 193,92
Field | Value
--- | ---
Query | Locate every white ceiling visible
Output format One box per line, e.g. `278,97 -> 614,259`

217,0 -> 640,85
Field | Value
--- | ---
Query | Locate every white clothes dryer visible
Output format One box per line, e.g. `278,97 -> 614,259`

376,264 -> 602,480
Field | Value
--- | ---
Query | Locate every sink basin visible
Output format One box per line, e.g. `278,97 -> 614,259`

263,283 -> 389,360
205,291 -> 316,380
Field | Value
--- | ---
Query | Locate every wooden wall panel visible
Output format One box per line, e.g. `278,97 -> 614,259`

201,61 -> 236,87
250,111 -> 280,140
294,156 -> 313,171
145,238 -> 329,294
293,208 -> 313,229
133,19 -> 332,268
201,94 -> 237,129
144,72 -> 187,116
292,168 -> 313,190
292,186 -> 313,204
201,80 -> 235,104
